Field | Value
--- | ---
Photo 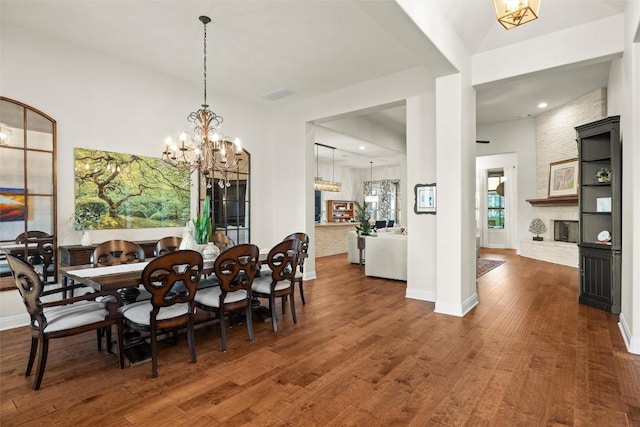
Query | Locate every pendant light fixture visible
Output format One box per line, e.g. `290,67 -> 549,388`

364,161 -> 377,203
314,143 -> 341,192
162,15 -> 243,185
493,0 -> 541,30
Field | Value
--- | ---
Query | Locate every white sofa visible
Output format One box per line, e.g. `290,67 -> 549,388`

347,230 -> 407,281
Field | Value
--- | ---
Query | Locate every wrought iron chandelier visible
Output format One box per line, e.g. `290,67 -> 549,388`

314,143 -> 341,192
162,15 -> 242,184
493,0 -> 540,30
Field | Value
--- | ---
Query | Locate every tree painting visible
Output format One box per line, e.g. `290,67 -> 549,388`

74,148 -> 190,229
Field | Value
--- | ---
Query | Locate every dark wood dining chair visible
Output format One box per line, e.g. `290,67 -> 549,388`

118,250 -> 203,378
251,239 -> 302,333
194,244 -> 259,351
282,232 -> 309,304
210,232 -> 235,252
91,239 -> 145,267
6,254 -> 124,390
92,240 -> 146,302
15,231 -> 55,283
154,236 -> 182,257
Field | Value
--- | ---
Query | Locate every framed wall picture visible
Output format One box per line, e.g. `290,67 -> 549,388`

414,183 -> 436,214
74,148 -> 190,229
548,159 -> 578,198
0,187 -> 25,221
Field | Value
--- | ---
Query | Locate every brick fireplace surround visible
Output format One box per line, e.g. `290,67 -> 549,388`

520,206 -> 578,267
518,89 -> 606,268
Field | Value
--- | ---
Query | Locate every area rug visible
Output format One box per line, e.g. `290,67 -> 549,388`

477,258 -> 505,278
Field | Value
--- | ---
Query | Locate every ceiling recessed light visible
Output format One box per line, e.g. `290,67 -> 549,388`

538,102 -> 548,109
359,146 -> 365,150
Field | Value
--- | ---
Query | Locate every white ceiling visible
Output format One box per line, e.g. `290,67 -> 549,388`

1,0 -> 627,168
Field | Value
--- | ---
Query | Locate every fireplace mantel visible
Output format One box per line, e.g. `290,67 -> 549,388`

526,196 -> 578,207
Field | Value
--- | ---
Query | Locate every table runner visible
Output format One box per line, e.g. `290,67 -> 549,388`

66,262 -> 150,278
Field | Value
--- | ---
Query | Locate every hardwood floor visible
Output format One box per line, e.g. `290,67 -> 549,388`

1,249 -> 639,426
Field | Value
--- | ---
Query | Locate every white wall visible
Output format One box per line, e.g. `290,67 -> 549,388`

405,91 -> 437,302
473,14 -> 625,86
0,22 -> 272,323
617,2 -> 640,354
270,66 -> 435,284
2,22 -> 272,247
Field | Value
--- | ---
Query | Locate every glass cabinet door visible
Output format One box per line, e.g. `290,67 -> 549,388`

0,97 -> 57,286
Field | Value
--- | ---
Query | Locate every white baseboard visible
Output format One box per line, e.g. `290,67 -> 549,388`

434,293 -> 479,317
303,270 -> 317,281
0,313 -> 29,331
618,313 -> 640,355
462,293 -> 479,315
405,288 -> 436,302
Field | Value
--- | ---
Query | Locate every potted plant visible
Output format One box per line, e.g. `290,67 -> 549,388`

193,196 -> 212,246
528,218 -> 547,241
596,167 -> 611,183
354,201 -> 373,235
70,202 -> 104,246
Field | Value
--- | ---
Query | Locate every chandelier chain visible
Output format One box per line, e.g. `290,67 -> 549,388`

203,17 -> 207,107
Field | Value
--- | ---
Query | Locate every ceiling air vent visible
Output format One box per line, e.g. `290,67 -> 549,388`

262,88 -> 295,101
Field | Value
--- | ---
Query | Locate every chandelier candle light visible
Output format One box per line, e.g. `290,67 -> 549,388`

493,0 -> 540,30
163,16 -> 242,186
0,123 -> 12,145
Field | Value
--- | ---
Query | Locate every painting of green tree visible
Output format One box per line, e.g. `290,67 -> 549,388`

74,148 -> 190,229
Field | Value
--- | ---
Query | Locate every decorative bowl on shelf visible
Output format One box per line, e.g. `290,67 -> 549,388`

597,230 -> 611,242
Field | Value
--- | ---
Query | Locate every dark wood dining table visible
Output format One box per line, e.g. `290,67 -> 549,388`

60,262 -> 151,293
57,248 -> 295,365
62,262 -> 219,292
59,249 -> 270,295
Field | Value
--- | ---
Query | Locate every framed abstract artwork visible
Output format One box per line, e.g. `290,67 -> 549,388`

414,183 -> 436,214
0,187 -> 25,222
548,159 -> 578,198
